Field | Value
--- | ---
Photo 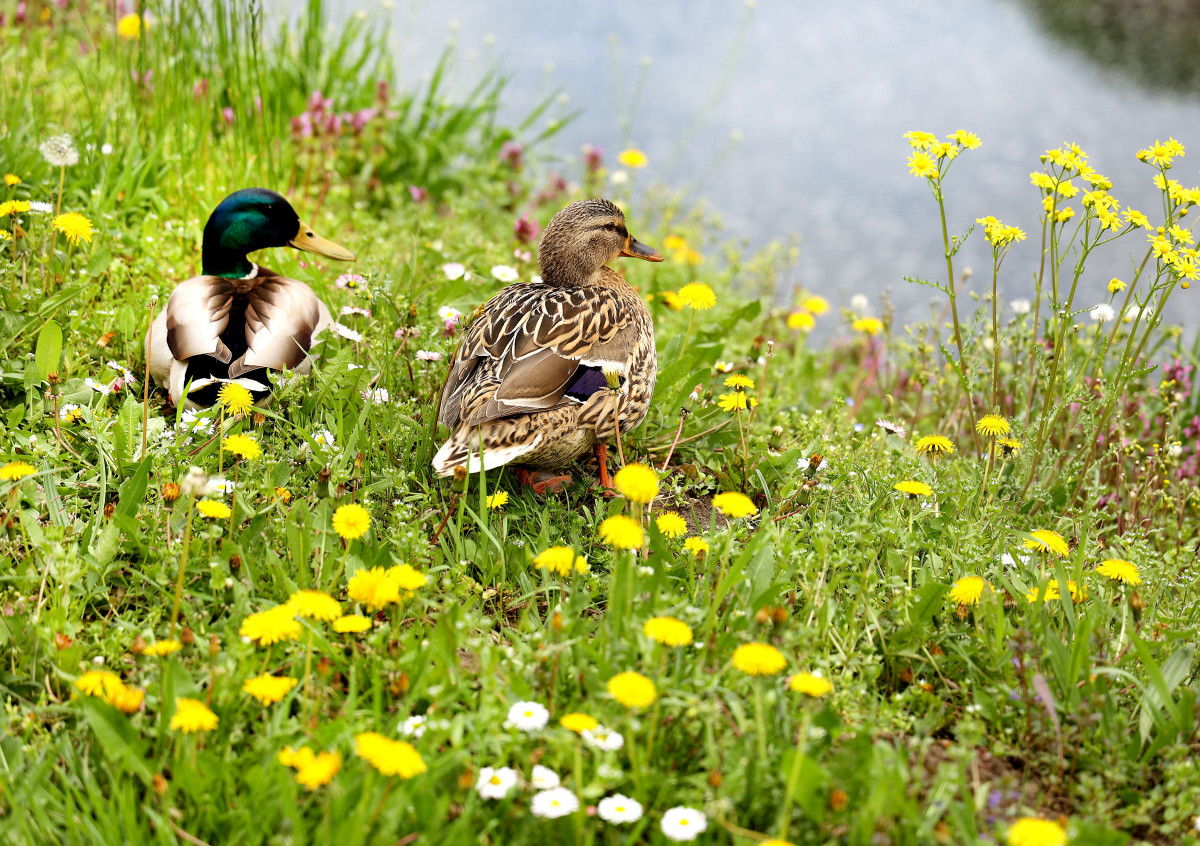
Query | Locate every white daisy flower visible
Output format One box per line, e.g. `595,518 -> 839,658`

28,201 -> 53,214
530,764 -> 560,789
437,306 -> 462,322
530,787 -> 579,819
1123,305 -> 1142,324
328,322 -> 363,342
850,294 -> 869,312
581,726 -> 624,751
475,766 -> 518,800
335,272 -> 366,290
1090,303 -> 1115,323
340,305 -> 371,317
179,409 -> 212,432
1011,298 -> 1032,315
598,794 -> 643,824
211,478 -> 235,494
661,806 -> 707,841
609,170 -> 628,185
313,429 -> 337,450
416,349 -> 442,361
362,388 -> 390,405
58,403 -> 82,421
84,377 -> 113,394
505,700 -> 549,732
441,262 -> 466,280
491,265 -> 519,282
715,361 -> 734,373
398,714 -> 427,738
106,361 -> 138,383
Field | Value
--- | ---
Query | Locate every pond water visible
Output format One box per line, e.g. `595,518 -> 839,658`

338,0 -> 1200,330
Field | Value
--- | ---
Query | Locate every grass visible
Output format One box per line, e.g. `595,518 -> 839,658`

2,4 -> 1200,845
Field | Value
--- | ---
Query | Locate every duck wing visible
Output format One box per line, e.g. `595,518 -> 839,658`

164,272 -> 330,379
438,283 -> 628,429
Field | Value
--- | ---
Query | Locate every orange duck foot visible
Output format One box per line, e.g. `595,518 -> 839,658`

514,468 -> 574,494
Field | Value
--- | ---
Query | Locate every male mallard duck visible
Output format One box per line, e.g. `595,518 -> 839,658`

146,188 -> 355,409
434,198 -> 663,490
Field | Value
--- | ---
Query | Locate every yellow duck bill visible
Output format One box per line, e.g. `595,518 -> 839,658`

289,221 -> 356,261
620,237 -> 664,262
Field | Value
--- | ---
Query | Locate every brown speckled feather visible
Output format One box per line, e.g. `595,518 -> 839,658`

432,198 -> 661,477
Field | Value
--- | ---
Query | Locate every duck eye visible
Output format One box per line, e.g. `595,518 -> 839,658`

604,223 -> 616,232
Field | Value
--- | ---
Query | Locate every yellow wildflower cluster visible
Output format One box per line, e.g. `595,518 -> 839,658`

533,545 -> 588,576
663,234 -> 703,265
904,129 -> 981,180
975,216 -> 1026,249
279,746 -> 342,789
1136,137 -> 1185,169
786,294 -> 828,332
347,565 -> 427,610
74,670 -> 144,714
355,733 -> 427,779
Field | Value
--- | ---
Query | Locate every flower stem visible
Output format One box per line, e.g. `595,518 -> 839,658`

169,495 -> 196,638
777,707 -> 812,841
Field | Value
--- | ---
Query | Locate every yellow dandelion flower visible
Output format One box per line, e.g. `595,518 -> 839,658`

655,511 -> 687,538
606,671 -> 657,708
787,311 -> 815,331
0,200 -> 31,217
216,382 -> 254,416
732,642 -> 787,676
914,435 -> 955,456
1006,817 -> 1066,846
712,491 -> 757,518
332,503 -> 371,540
287,589 -> 342,622
894,480 -> 933,497
789,672 -> 832,697
976,414 -> 1011,437
658,290 -> 685,310
801,295 -> 830,314
948,576 -> 989,606
676,282 -> 716,310
390,564 -> 428,593
643,616 -> 693,647
0,461 -> 36,481
532,546 -> 588,576
222,432 -> 262,461
196,499 -> 231,519
598,515 -> 645,549
486,491 -> 509,510
560,713 -> 599,733
239,605 -> 302,645
74,670 -> 125,702
52,212 -> 93,245
907,152 -> 938,179
116,13 -> 143,39
333,614 -> 372,633
169,698 -> 218,734
723,374 -> 755,390
278,746 -> 315,770
3,174 -> 19,186
295,751 -> 341,789
274,486 -> 292,503
142,639 -> 182,657
718,391 -> 752,412
347,567 -> 401,610
999,438 -> 1023,455
852,316 -> 884,335
617,149 -> 648,168
242,674 -> 298,705
110,685 -> 144,714
1024,529 -> 1069,557
683,537 -> 710,557
1096,558 -> 1140,586
355,733 -> 427,779
613,463 -> 659,504
1026,583 -> 1062,604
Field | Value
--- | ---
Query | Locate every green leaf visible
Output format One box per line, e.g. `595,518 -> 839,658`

34,319 -> 62,381
79,698 -> 153,787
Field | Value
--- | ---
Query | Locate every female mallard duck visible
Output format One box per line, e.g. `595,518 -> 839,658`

434,198 -> 663,491
146,188 -> 355,409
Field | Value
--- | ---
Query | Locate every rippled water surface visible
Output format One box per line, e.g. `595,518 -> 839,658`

333,0 -> 1200,327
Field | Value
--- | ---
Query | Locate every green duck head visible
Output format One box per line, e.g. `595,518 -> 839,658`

201,188 -> 355,278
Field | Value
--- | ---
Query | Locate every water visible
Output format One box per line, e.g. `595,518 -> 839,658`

337,0 -> 1200,329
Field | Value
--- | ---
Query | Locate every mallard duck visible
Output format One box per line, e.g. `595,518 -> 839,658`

434,198 -> 663,491
146,188 -> 355,409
